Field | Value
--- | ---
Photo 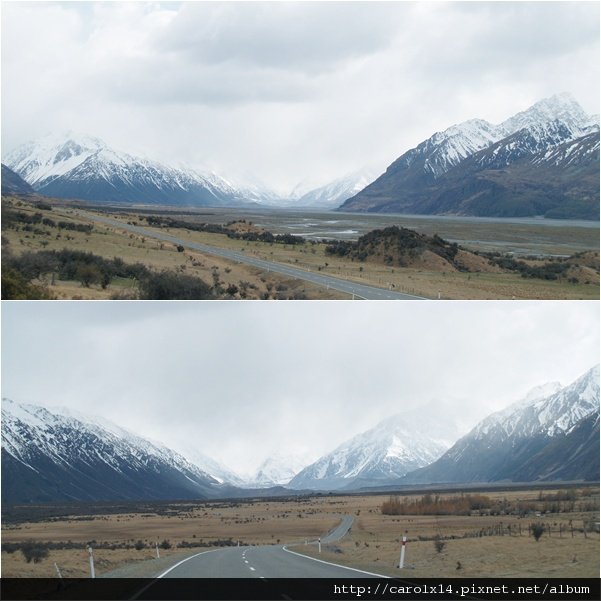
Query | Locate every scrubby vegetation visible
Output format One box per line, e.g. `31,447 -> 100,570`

381,489 -> 599,518
381,493 -> 493,516
322,224 -> 598,285
487,254 -> 572,280
1,248 -> 214,300
325,226 -> 460,267
144,215 -> 306,245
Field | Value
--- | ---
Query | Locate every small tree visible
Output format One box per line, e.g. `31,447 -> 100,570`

433,536 -> 446,554
134,540 -> 146,550
531,523 -> 545,542
159,539 -> 172,550
21,543 -> 49,563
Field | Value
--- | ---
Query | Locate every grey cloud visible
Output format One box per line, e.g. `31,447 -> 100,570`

2,1 -> 599,192
158,2 -> 403,74
2,302 -> 598,474
95,57 -> 316,106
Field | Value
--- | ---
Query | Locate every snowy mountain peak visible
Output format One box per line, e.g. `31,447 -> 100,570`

4,132 -> 110,186
422,118 -> 503,177
292,166 -> 383,208
289,409 -> 455,490
501,93 -> 597,139
475,366 -> 599,440
249,451 -> 312,487
2,132 -> 268,207
410,93 -> 598,180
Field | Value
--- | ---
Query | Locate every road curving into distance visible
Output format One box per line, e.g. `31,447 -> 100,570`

83,212 -> 428,300
133,515 -> 387,587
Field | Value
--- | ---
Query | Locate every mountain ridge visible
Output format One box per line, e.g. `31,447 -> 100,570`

1,398 -> 232,504
3,132 -> 279,208
340,93 -> 600,219
288,409 -> 459,491
399,366 -> 599,485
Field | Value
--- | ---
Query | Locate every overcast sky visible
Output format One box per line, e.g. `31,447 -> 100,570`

2,301 -> 598,476
1,1 -> 599,193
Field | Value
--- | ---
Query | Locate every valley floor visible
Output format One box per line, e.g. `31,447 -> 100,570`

2,196 -> 599,299
1,488 -> 598,579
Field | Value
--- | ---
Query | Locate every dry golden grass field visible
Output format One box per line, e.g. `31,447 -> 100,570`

1,488 -> 598,578
2,196 -> 599,299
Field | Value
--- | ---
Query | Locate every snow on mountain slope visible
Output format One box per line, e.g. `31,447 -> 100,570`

175,443 -> 246,486
341,93 -> 600,218
419,118 -> 506,178
4,132 -> 106,186
1,398 -> 230,503
3,132 -> 266,206
401,365 -> 600,485
288,409 -> 457,490
247,451 -> 313,487
404,93 -> 598,180
500,92 -> 598,142
295,168 -> 382,208
472,366 -> 598,441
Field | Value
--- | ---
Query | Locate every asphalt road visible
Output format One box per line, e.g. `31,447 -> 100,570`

138,515 -> 385,581
83,212 -> 427,300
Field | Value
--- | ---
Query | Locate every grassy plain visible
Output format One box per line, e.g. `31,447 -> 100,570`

1,488 -> 598,578
1,197 -> 345,300
2,196 -> 599,299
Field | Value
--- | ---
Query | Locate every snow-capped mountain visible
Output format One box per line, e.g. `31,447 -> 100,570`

401,365 -> 600,485
3,132 -> 269,207
288,409 -> 458,491
244,451 -> 313,488
294,168 -> 382,209
1,398 -> 234,503
341,93 -> 600,219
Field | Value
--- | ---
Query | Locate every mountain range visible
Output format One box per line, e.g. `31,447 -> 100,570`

340,93 -> 600,219
2,132 -> 281,208
3,94 -> 597,217
399,365 -> 600,486
2,366 -> 598,503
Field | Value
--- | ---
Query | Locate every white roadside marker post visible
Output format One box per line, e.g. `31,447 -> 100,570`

54,562 -> 63,579
399,536 -> 407,569
87,546 -> 95,578
318,537 -> 321,553
156,541 -> 160,559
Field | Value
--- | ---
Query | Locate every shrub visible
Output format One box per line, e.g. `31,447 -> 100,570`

531,523 -> 545,542
139,271 -> 213,300
21,542 -> 49,564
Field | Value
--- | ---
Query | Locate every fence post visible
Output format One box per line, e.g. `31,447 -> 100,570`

87,546 -> 95,579
399,536 -> 407,569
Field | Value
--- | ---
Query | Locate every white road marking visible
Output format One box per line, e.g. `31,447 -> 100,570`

282,545 -> 390,578
131,548 -> 222,599
249,567 -> 256,571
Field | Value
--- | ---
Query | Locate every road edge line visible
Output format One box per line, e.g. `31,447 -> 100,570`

130,548 -> 225,599
282,545 -> 390,578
